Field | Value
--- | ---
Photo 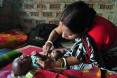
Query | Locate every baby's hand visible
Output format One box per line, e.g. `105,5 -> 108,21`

31,51 -> 38,56
31,51 -> 47,60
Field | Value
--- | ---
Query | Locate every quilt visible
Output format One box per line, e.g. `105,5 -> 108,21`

0,45 -> 117,78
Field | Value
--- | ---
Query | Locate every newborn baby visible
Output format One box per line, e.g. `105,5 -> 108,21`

12,51 -> 47,76
12,50 -> 64,76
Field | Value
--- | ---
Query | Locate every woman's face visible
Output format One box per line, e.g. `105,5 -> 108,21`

60,22 -> 80,40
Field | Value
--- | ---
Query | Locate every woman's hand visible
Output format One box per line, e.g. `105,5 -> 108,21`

31,51 -> 38,56
43,41 -> 53,55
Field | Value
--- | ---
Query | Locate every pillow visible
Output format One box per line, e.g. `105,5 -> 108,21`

0,29 -> 27,49
0,50 -> 22,69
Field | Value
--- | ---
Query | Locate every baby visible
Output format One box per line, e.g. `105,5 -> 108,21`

12,50 -> 64,76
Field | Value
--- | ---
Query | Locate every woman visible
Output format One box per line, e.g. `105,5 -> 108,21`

41,1 -> 117,71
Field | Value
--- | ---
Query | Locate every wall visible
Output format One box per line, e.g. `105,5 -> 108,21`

0,0 -> 117,33
0,0 -> 19,32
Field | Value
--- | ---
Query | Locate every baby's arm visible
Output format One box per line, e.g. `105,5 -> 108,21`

31,51 -> 47,61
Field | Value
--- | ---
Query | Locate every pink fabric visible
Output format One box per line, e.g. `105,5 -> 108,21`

0,64 -> 12,78
33,66 -> 100,78
0,70 -> 11,78
63,66 -> 101,78
33,69 -> 67,78
0,37 -> 7,42
16,45 -> 43,55
63,67 -> 117,78
63,70 -> 82,78
0,64 -> 12,71
109,74 -> 117,78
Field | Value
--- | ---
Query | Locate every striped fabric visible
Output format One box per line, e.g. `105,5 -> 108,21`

0,48 -> 11,56
0,50 -> 22,68
64,34 -> 99,70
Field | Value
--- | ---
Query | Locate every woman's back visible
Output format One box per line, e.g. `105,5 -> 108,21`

88,16 -> 117,51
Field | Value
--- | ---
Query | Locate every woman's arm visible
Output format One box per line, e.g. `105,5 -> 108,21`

43,25 -> 63,54
47,25 -> 62,42
54,56 -> 79,68
36,55 -> 79,71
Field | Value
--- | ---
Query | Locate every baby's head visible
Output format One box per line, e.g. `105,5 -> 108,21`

12,55 -> 32,76
51,50 -> 64,60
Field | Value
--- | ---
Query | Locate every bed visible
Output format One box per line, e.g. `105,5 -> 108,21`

0,45 -> 117,78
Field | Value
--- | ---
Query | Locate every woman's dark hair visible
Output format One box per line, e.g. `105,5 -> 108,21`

60,1 -> 96,34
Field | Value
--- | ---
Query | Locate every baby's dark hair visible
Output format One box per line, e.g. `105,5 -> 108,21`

60,1 -> 96,34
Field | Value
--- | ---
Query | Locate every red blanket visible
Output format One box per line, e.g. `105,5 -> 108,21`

0,45 -> 117,78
